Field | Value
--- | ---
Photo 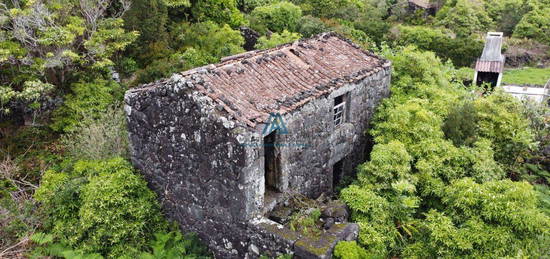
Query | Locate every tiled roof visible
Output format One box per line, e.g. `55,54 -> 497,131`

134,32 -> 389,127
475,60 -> 504,73
475,32 -> 505,74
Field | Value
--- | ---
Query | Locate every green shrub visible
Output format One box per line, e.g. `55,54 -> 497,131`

34,158 -> 166,257
435,0 -> 493,37
513,6 -> 550,45
472,91 -> 535,167
443,101 -> 479,147
238,0 -> 278,13
177,21 -> 245,60
50,79 -> 124,133
333,241 -> 369,259
250,1 -> 302,33
191,0 -> 247,28
297,15 -> 329,37
117,57 -> 139,78
61,105 -> 128,161
255,30 -> 302,49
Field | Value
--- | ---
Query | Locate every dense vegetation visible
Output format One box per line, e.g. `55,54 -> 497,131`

1,0 -> 549,258
335,46 -> 550,258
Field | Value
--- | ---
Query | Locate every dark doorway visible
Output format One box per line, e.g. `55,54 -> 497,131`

264,131 -> 281,192
476,72 -> 499,91
333,159 -> 344,190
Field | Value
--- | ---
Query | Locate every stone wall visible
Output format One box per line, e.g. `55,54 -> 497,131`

125,63 -> 391,258
241,65 -> 392,199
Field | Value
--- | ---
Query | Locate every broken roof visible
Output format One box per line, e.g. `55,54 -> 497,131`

131,32 -> 390,127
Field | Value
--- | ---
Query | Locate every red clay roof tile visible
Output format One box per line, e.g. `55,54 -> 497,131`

135,33 -> 389,127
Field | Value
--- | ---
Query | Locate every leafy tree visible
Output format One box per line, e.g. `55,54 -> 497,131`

513,6 -> 550,44
352,0 -> 391,43
323,19 -> 373,49
237,0 -> 278,13
472,90 -> 535,167
436,0 -> 493,37
443,100 -> 479,147
175,21 -> 245,62
0,0 -> 137,114
392,25 -> 484,67
403,179 -> 549,258
291,0 -> 360,18
135,21 -> 245,84
191,0 -> 246,28
255,30 -> 302,49
162,0 -> 191,7
249,1 -> 302,33
50,79 -> 124,132
483,0 -> 529,35
123,0 -> 170,66
296,15 -> 329,37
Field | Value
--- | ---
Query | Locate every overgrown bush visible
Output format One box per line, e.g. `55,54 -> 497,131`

255,30 -> 302,49
513,4 -> 550,45
391,25 -> 484,67
436,0 -> 493,37
340,46 -> 548,257
333,241 -> 368,259
249,1 -> 303,33
191,0 -> 247,28
50,79 -> 124,133
297,15 -> 329,37
61,105 -> 129,161
34,158 -> 167,257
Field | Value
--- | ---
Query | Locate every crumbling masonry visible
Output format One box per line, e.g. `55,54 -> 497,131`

124,33 -> 391,258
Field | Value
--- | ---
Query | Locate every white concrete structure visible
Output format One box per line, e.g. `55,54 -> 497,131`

474,32 -> 505,88
501,80 -> 550,105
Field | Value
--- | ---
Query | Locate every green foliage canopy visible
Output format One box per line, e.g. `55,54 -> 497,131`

191,0 -> 246,28
339,46 -> 548,258
0,0 -> 137,113
34,158 -> 166,257
249,1 -> 303,33
255,30 -> 302,49
513,5 -> 550,44
436,0 -> 493,37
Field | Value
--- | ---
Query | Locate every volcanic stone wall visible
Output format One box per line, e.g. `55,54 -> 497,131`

243,64 -> 392,198
124,63 -> 391,258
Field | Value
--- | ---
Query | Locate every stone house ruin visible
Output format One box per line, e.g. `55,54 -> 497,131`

407,0 -> 438,16
474,32 -> 506,89
124,33 -> 391,258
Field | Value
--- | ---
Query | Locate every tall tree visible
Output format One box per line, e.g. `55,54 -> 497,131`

436,0 -> 493,37
0,0 -> 137,115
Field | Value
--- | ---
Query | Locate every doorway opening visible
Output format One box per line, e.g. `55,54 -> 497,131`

476,72 -> 500,91
264,131 -> 281,192
332,159 -> 344,190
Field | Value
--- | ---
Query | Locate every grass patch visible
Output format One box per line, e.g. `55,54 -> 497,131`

503,67 -> 550,86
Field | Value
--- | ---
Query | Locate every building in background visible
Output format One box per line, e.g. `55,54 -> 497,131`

474,32 -> 506,89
